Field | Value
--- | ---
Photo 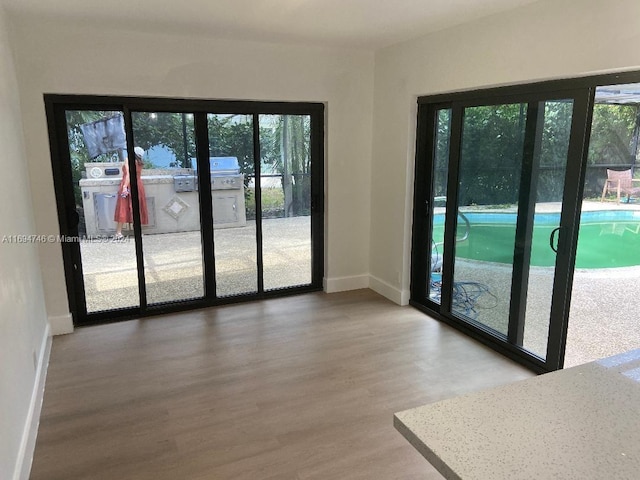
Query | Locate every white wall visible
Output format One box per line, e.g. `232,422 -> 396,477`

0,6 -> 50,480
370,0 -> 640,304
7,15 -> 375,332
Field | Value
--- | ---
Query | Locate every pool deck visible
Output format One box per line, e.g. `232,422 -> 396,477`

436,199 -> 640,215
537,200 -> 640,213
448,258 -> 640,368
434,200 -> 640,367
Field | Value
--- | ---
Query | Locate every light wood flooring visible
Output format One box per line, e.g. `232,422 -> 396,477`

31,289 -> 534,479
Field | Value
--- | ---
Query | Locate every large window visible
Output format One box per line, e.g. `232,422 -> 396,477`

46,96 -> 324,325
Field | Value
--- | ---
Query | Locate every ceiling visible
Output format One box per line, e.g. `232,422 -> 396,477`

1,0 -> 542,50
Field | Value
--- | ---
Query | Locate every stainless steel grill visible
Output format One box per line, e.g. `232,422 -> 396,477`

209,157 -> 246,227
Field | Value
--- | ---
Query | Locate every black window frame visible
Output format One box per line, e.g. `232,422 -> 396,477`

410,70 -> 640,373
45,94 -> 325,327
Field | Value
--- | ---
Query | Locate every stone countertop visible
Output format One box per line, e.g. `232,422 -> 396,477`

394,349 -> 640,480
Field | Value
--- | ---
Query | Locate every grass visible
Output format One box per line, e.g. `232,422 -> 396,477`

246,187 -> 285,219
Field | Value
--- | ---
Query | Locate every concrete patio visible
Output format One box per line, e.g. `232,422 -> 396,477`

79,216 -> 311,311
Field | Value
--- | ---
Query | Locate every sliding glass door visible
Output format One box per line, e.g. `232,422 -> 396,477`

521,100 -> 575,360
412,90 -> 591,371
131,111 -> 206,306
451,102 -> 528,335
259,114 -> 313,290
63,110 -> 140,313
207,113 -> 258,297
46,96 -> 324,326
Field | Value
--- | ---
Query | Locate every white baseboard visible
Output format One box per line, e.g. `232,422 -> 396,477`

324,275 -> 370,293
14,323 -> 51,480
48,313 -> 73,335
369,275 -> 410,306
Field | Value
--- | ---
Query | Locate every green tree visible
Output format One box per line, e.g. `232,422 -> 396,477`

260,115 -> 311,216
434,109 -> 451,198
458,104 -> 527,206
537,101 -> 573,201
588,104 -> 638,165
584,104 -> 639,197
434,101 -> 639,204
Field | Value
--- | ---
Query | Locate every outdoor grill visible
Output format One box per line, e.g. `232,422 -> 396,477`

79,156 -> 246,236
165,156 -> 247,228
209,156 -> 246,227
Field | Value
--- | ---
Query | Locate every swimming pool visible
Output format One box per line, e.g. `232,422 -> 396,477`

432,210 -> 640,268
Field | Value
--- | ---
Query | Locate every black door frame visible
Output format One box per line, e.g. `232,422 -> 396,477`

45,94 -> 325,326
408,71 -> 640,372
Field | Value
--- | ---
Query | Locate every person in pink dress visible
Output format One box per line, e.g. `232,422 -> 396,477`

113,146 -> 148,239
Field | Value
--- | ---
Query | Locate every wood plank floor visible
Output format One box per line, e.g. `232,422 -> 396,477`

30,289 -> 534,480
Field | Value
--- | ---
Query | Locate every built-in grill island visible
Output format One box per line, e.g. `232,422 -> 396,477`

79,156 -> 246,236
209,156 -> 247,227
